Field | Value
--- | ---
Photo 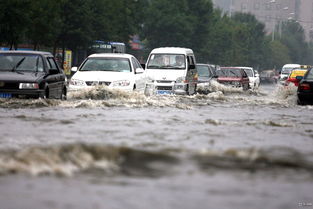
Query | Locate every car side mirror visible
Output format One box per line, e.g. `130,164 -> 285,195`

141,63 -> 146,69
135,68 -> 144,74
49,69 -> 59,75
71,67 -> 78,72
189,64 -> 195,69
296,76 -> 304,80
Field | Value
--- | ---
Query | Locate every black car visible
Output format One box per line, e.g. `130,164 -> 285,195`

0,51 -> 67,99
297,67 -> 313,105
196,64 -> 216,94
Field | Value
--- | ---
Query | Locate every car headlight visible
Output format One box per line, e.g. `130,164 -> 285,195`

70,79 -> 86,86
176,76 -> 186,83
19,83 -> 39,89
112,80 -> 131,87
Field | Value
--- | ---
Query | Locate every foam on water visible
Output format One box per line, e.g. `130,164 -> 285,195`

0,82 -> 307,109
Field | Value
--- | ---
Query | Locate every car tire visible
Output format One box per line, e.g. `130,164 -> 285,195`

40,88 -> 49,99
297,99 -> 304,105
61,87 -> 67,100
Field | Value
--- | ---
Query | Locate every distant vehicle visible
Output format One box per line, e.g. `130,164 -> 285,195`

69,53 -> 145,91
0,50 -> 67,99
144,47 -> 198,95
285,65 -> 311,86
236,67 -> 260,90
89,41 -> 126,54
260,69 -> 278,84
279,64 -> 300,84
216,67 -> 250,90
196,63 -> 215,94
297,67 -> 313,105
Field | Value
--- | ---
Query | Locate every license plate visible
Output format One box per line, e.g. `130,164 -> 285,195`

0,93 -> 12,98
157,90 -> 172,95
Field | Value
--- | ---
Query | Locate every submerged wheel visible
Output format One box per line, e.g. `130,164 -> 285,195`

61,87 -> 67,100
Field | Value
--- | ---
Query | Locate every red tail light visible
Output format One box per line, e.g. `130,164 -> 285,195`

299,83 -> 311,90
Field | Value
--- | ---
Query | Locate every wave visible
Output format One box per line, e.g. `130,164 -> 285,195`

0,144 -> 312,177
0,83 -> 303,109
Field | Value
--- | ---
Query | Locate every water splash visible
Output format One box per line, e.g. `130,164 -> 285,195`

0,144 -> 312,177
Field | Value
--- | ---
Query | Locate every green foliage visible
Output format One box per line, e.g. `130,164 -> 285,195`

0,0 -> 313,69
0,0 -> 32,49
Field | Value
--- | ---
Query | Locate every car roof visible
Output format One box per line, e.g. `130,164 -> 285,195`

220,67 -> 242,70
0,50 -> 53,56
282,64 -> 300,68
150,47 -> 194,55
87,53 -> 134,59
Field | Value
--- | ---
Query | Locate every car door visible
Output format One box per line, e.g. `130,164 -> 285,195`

45,56 -> 65,98
131,57 -> 145,90
187,55 -> 197,94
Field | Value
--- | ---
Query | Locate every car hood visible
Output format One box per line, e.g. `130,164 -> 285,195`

145,69 -> 186,81
72,71 -> 134,82
198,76 -> 212,83
0,71 -> 45,82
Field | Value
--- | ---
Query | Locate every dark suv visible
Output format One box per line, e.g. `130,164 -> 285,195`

0,51 -> 67,99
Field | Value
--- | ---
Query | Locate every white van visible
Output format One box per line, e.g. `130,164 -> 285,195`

279,64 -> 300,83
144,47 -> 198,95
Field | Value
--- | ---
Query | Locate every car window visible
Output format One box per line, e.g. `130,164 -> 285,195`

131,57 -> 141,70
305,69 -> 313,79
37,56 -> 44,72
47,57 -> 59,71
147,54 -> 185,69
80,58 -> 131,72
0,54 -> 41,72
219,68 -> 242,77
243,69 -> 253,77
197,65 -> 212,77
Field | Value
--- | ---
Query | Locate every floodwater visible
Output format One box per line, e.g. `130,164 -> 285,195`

0,82 -> 312,209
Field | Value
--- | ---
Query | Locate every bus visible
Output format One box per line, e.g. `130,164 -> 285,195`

89,41 -> 125,54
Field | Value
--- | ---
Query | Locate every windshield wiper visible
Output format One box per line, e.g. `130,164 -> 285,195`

12,57 -> 26,72
147,65 -> 160,69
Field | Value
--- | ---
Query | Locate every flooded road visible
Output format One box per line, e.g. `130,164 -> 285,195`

0,83 -> 312,209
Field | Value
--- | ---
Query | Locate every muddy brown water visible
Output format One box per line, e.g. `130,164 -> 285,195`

0,83 -> 312,209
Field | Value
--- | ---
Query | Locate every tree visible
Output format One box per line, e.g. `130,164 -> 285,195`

26,0 -> 62,50
0,0 -> 31,49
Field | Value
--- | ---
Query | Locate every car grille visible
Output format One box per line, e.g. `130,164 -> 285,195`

157,86 -> 173,90
86,81 -> 111,86
156,80 -> 173,83
0,82 -> 19,90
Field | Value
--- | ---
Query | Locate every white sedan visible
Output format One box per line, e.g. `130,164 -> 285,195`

69,53 -> 145,91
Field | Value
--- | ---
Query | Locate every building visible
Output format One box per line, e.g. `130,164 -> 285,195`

212,0 -> 313,41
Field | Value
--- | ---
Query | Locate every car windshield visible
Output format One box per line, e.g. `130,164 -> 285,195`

80,58 -> 131,72
0,54 -> 43,72
147,54 -> 186,69
243,69 -> 253,77
217,68 -> 242,77
281,68 -> 293,74
197,65 -> 213,77
306,69 -> 313,79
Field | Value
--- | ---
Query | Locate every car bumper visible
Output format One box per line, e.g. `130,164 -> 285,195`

0,89 -> 45,98
297,92 -> 313,104
145,82 -> 188,95
69,85 -> 133,92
